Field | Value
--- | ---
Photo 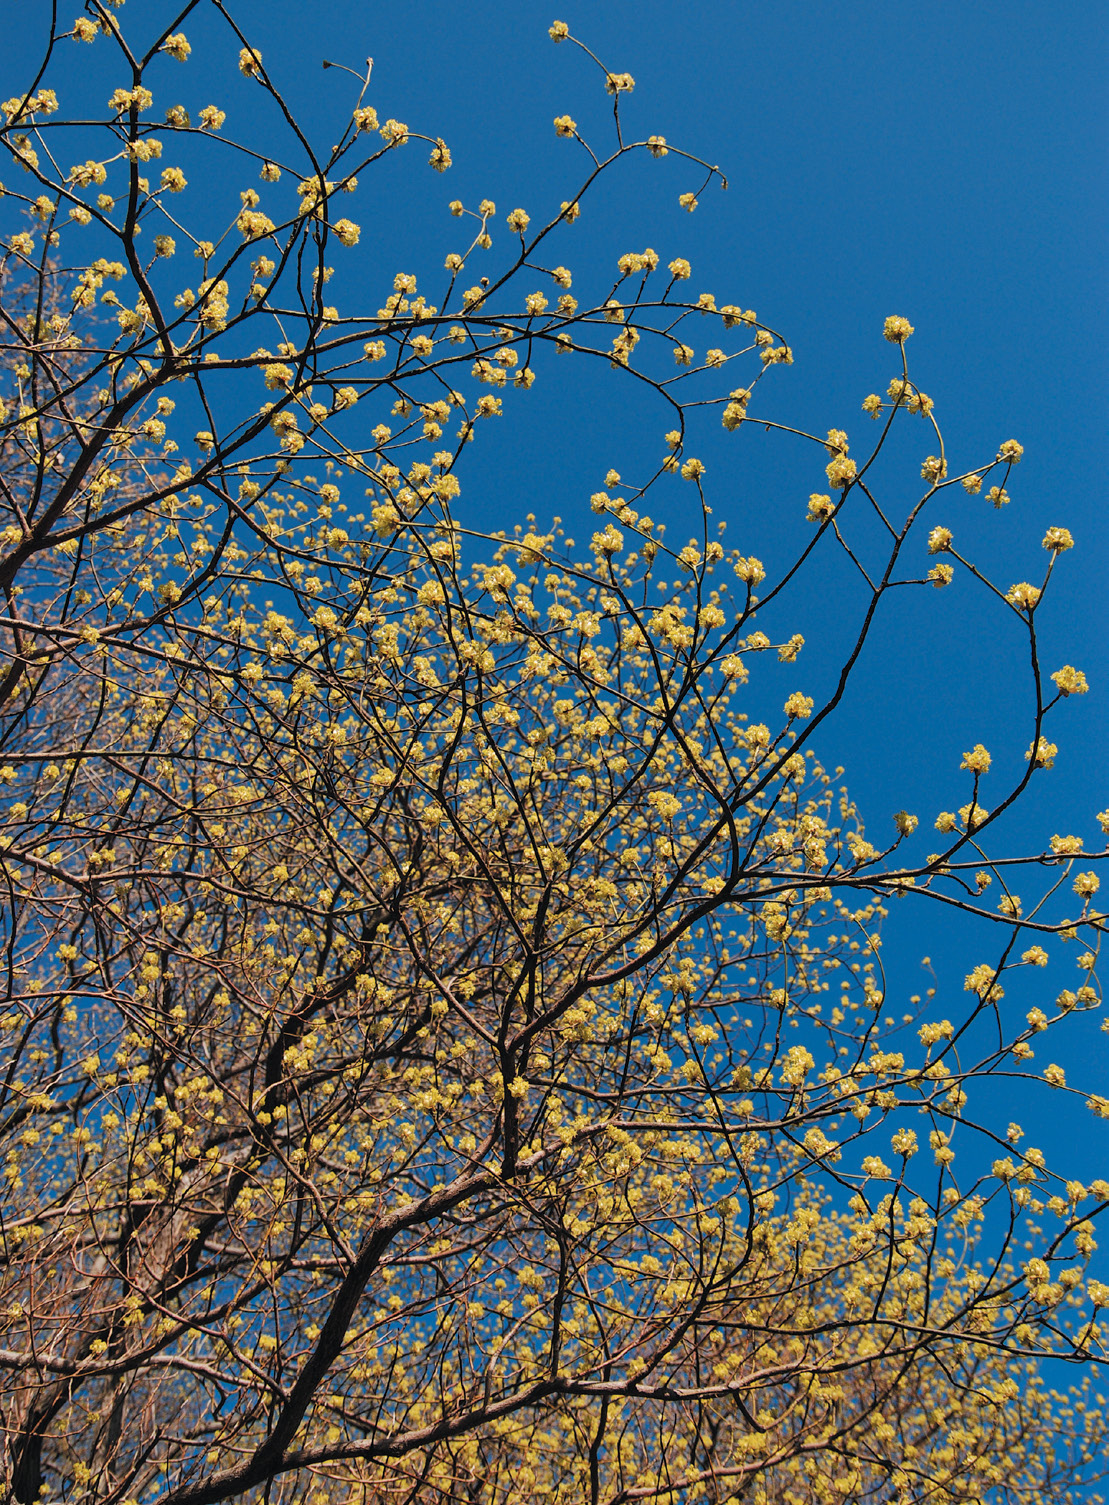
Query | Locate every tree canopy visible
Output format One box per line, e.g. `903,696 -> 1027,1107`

0,7 -> 1105,1504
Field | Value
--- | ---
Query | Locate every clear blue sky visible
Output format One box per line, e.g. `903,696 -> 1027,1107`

5,2 -> 1106,1173
167,0 -> 1105,836
238,0 -> 1108,1175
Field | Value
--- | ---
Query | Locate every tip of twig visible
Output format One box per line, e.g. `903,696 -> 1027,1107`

322,59 -> 332,69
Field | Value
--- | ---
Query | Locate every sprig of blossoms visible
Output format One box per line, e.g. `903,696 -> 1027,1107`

884,315 -> 914,343
1043,527 -> 1073,552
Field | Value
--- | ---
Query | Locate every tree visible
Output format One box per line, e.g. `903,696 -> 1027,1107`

0,7 -> 1106,1503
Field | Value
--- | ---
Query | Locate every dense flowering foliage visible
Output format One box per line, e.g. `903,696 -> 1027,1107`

0,7 -> 1104,1505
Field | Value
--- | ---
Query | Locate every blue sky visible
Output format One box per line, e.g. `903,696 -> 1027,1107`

231,0 -> 1108,1174
165,0 -> 1105,834
5,2 -> 1106,1174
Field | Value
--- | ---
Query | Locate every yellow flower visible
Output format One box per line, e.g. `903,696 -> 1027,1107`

826,456 -> 856,489
1005,581 -> 1040,611
861,1155 -> 892,1180
921,455 -> 947,483
960,744 -> 991,775
783,692 -> 813,720
549,20 -> 570,41
239,47 -> 263,77
648,790 -> 681,821
958,801 -> 989,832
964,963 -> 1001,999
1050,665 -> 1088,696
998,439 -> 1024,463
1025,738 -> 1057,768
883,315 -> 914,343
237,210 -> 275,240
804,1127 -> 840,1161
1042,526 -> 1073,552
68,159 -> 108,188
919,1019 -> 954,1045
108,85 -> 153,114
591,524 -> 624,556
733,556 -> 765,586
553,114 -> 576,137
1050,834 -> 1083,855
